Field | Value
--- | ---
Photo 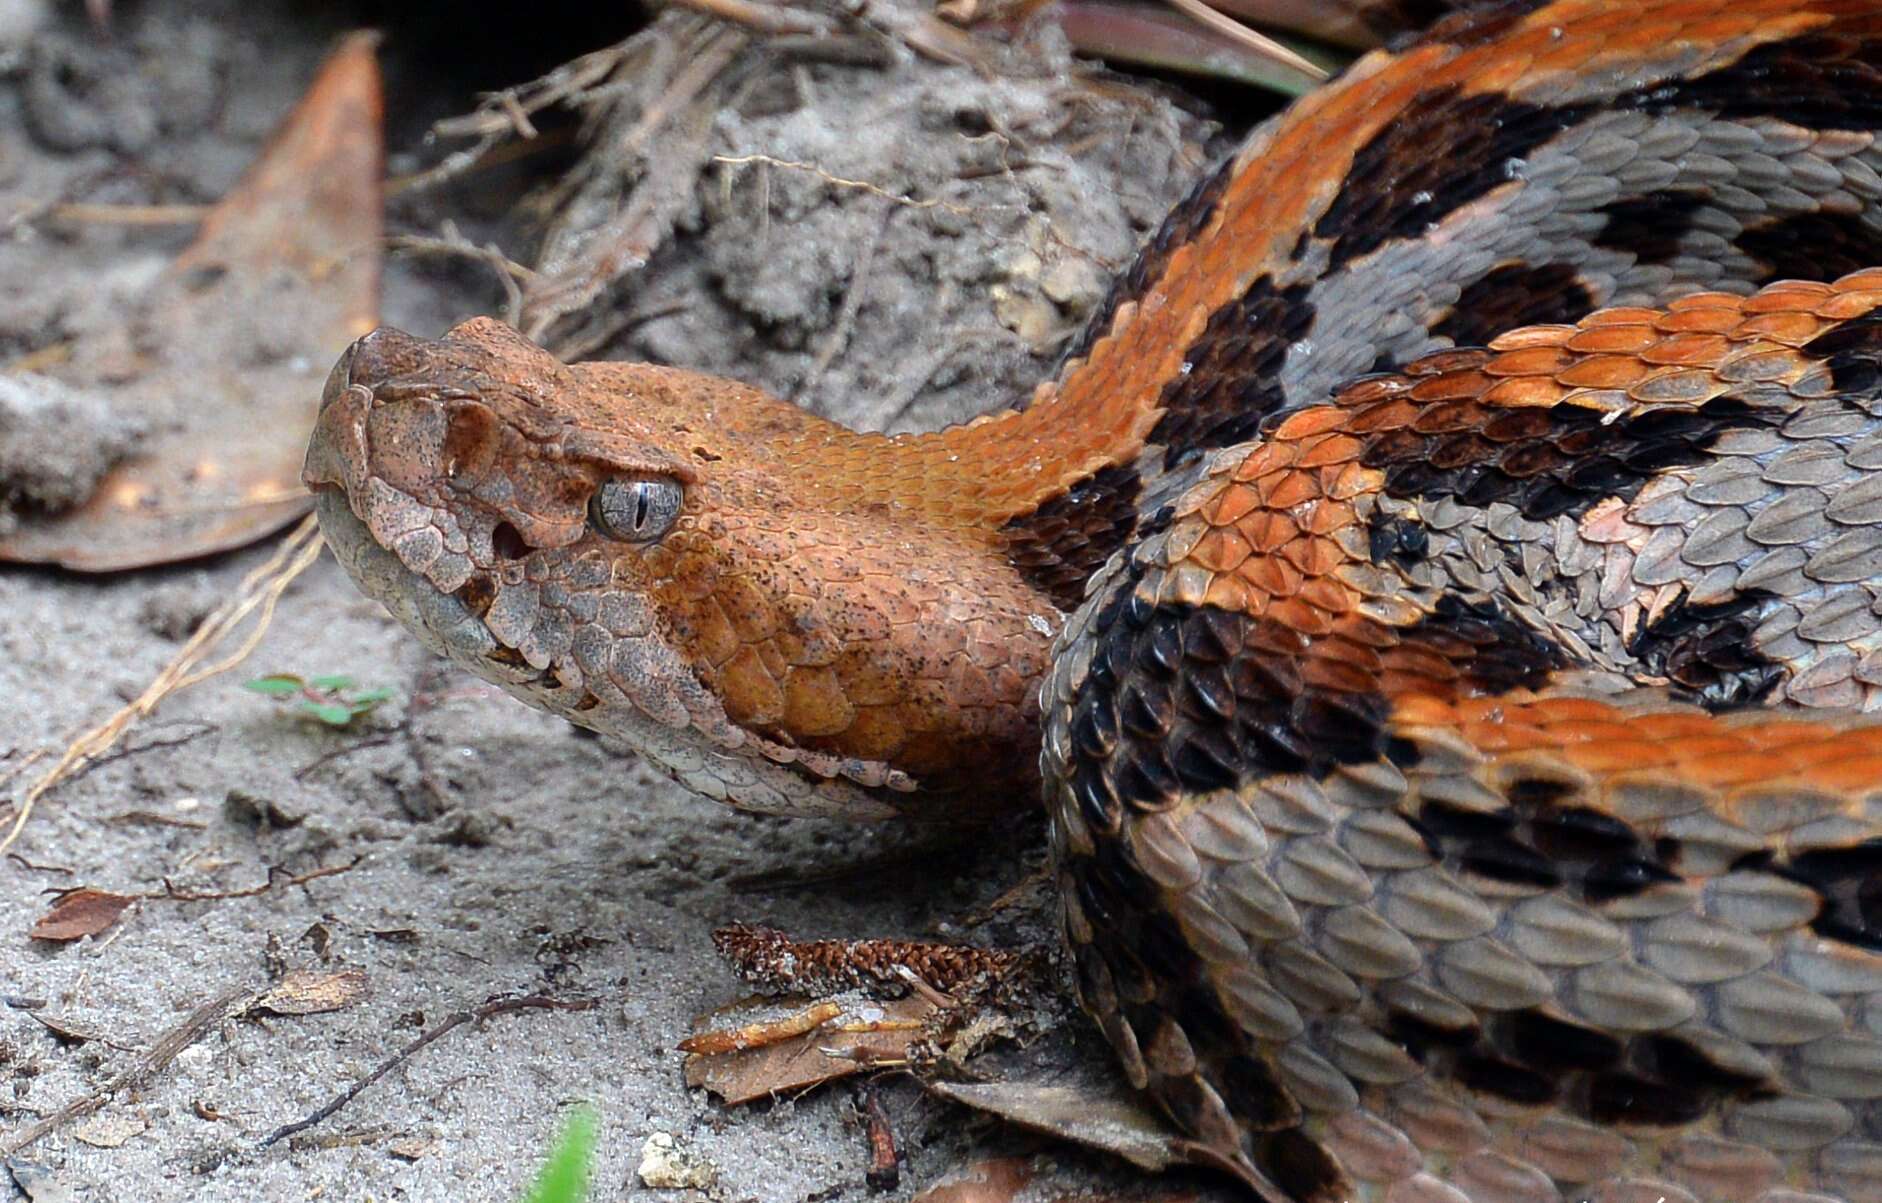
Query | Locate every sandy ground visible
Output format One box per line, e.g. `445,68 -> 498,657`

0,2 -> 1246,1200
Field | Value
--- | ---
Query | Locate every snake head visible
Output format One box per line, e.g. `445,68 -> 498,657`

305,319 -> 1054,821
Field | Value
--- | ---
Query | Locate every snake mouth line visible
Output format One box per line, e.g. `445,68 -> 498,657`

311,489 -> 511,675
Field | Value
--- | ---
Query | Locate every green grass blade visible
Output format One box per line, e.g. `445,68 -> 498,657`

242,674 -> 305,695
522,1106 -> 597,1203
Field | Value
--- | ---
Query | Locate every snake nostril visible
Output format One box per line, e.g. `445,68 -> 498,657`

491,521 -> 529,562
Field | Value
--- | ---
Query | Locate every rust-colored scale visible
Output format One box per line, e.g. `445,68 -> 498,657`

1158,270 -> 1882,636
731,0 -> 1860,535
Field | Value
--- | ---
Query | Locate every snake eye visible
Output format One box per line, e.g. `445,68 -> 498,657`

589,476 -> 684,543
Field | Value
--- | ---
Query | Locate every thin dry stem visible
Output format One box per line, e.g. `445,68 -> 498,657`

712,154 -> 981,215
664,0 -> 835,36
1163,0 -> 1330,80
0,516 -> 325,856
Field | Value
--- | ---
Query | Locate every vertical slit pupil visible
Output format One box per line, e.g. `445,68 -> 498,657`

634,483 -> 651,532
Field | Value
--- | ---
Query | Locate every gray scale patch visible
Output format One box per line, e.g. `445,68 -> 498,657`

1435,936 -> 1553,1012
1569,958 -> 1695,1031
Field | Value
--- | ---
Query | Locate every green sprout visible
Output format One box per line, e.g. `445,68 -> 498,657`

522,1106 -> 597,1203
242,673 -> 395,727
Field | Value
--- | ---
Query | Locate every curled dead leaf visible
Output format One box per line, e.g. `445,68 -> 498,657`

30,888 -> 133,941
925,1078 -> 1261,1194
253,967 -> 369,1016
682,995 -> 934,1105
911,1154 -> 1216,1202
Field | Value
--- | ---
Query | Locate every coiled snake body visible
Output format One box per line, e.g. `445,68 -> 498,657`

305,2 -> 1882,1198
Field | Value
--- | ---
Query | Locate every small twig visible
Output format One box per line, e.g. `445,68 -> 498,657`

389,226 -> 538,326
6,852 -> 73,877
713,154 -> 982,215
149,857 -> 361,903
44,201 -> 210,225
0,984 -> 265,1157
60,721 -> 216,783
855,1082 -> 901,1191
258,993 -> 597,1147
430,43 -> 632,140
666,0 -> 835,35
522,28 -> 744,342
105,810 -> 209,830
292,732 -> 399,781
541,299 -> 694,363
766,34 -> 895,67
1162,0 -> 1329,81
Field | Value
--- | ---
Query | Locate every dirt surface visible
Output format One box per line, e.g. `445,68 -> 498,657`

0,1 -> 1233,1199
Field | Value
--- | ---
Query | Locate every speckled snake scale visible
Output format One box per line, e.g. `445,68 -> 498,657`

305,2 -> 1882,1200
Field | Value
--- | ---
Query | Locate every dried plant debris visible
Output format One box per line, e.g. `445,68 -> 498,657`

0,984 -> 266,1160
855,1082 -> 902,1191
926,1073 -> 1261,1193
0,33 -> 382,570
1037,1 -> 1346,93
682,995 -> 935,1105
910,1156 -> 1039,1203
684,923 -> 1040,1107
28,887 -> 134,942
712,923 -> 1027,999
414,6 -> 1212,433
25,860 -> 360,943
910,1154 -> 1223,1203
70,1112 -> 148,1150
252,968 -> 369,1017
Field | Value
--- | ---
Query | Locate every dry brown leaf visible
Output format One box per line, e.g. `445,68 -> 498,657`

26,1012 -> 108,1046
912,1154 -> 1215,1203
912,1158 -> 1036,1203
29,889 -> 134,942
253,968 -> 369,1016
71,1113 -> 147,1150
682,995 -> 933,1105
925,1079 -> 1259,1193
0,33 -> 383,570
